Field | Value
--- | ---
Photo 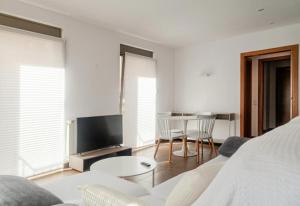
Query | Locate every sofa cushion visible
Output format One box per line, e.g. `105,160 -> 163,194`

165,162 -> 224,206
150,155 -> 228,202
0,175 -> 63,206
79,184 -> 145,206
139,195 -> 165,206
40,170 -> 149,204
218,136 -> 249,157
150,173 -> 183,202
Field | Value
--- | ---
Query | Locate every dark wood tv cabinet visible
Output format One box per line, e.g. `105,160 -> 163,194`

69,146 -> 132,172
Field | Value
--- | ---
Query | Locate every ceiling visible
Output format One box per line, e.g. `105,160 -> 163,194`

19,0 -> 300,48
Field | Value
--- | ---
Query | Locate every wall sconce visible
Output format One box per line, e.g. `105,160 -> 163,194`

200,71 -> 213,77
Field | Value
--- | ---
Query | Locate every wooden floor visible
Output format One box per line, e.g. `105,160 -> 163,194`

32,142 -> 218,188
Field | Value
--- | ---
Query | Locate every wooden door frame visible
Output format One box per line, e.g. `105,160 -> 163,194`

257,59 -> 264,135
240,45 -> 298,137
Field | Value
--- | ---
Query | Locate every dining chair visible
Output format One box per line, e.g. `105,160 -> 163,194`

156,112 -> 183,133
155,117 -> 185,163
187,113 -> 217,163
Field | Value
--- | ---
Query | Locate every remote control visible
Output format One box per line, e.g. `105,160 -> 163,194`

141,162 -> 151,167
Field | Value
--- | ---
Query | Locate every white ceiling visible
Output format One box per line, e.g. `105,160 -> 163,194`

19,0 -> 300,48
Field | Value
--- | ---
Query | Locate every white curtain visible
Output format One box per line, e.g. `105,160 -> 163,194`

123,53 -> 156,147
0,27 -> 65,177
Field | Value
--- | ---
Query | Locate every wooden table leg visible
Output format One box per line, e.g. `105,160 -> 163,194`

183,137 -> 188,158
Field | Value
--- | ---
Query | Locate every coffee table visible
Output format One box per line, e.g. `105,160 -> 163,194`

90,156 -> 157,187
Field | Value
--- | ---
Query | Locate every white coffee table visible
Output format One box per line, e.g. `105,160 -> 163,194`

90,156 -> 157,186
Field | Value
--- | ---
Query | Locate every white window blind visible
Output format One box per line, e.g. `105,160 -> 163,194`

0,27 -> 65,177
123,53 -> 156,147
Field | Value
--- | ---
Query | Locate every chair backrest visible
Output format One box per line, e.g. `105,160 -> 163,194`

195,113 -> 217,137
157,112 -> 182,135
157,117 -> 172,139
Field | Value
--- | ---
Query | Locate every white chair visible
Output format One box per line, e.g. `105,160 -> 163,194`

154,117 -> 186,163
187,113 -> 217,163
156,112 -> 183,133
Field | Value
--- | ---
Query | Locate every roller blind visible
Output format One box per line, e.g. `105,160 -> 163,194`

0,26 -> 65,177
123,53 -> 156,147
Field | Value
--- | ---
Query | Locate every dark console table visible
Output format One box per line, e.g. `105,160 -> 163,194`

69,146 -> 132,172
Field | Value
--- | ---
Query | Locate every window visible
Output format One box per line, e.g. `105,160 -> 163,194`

0,27 -> 65,177
119,44 -> 153,113
121,52 -> 156,147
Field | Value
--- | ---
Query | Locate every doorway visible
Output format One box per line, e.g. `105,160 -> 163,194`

262,57 -> 291,133
240,45 -> 299,137
276,66 -> 291,126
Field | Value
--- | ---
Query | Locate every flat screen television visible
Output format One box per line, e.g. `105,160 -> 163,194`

77,115 -> 123,153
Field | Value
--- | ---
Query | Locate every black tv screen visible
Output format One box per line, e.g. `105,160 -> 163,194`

77,115 -> 123,153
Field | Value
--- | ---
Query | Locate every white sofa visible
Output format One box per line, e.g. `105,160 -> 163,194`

40,155 -> 228,205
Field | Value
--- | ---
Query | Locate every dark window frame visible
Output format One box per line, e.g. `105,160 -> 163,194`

0,13 -> 62,38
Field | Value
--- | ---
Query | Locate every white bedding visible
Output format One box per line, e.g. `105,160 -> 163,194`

193,117 -> 300,206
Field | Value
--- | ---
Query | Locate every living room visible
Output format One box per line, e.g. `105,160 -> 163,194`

1,0 -> 300,206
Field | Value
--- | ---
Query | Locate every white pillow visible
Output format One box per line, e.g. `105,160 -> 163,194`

79,184 -> 146,206
165,162 -> 224,206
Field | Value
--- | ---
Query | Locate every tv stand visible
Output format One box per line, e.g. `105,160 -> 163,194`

69,146 -> 132,172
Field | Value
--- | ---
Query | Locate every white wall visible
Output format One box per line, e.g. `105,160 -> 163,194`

174,23 -> 300,140
3,0 -> 300,144
0,0 -> 174,152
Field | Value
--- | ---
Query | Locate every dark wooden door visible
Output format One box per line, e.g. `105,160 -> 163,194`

244,60 -> 252,137
276,67 -> 291,126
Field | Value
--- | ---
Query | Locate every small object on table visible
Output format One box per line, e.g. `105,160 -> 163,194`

140,162 -> 151,167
